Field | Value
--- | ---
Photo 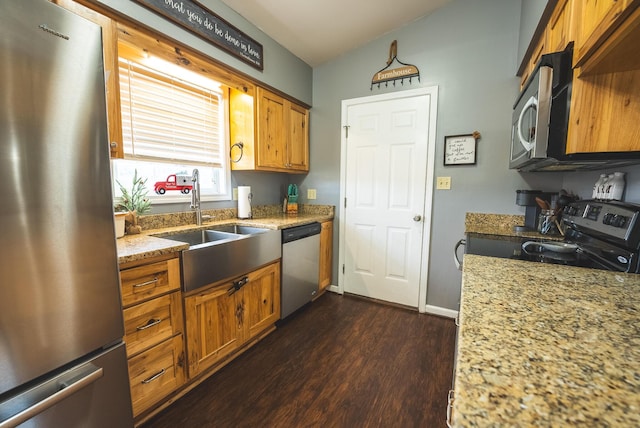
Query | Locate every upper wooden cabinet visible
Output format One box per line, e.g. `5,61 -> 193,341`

577,1 -> 640,74
574,0 -> 635,66
288,102 -> 310,171
230,87 -> 310,173
518,0 -> 640,154
546,0 -> 573,53
520,0 -> 572,89
53,0 -> 123,158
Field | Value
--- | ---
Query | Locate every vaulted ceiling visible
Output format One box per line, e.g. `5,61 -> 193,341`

219,0 -> 453,67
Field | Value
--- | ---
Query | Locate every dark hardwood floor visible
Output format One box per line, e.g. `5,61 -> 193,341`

143,292 -> 457,428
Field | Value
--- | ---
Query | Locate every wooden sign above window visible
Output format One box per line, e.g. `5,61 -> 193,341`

133,0 -> 264,71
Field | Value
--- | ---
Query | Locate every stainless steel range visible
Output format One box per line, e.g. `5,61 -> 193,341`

465,200 -> 640,273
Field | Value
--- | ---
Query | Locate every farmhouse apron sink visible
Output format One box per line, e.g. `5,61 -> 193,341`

153,226 -> 281,292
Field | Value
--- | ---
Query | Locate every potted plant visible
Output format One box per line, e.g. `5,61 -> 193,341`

115,170 -> 151,235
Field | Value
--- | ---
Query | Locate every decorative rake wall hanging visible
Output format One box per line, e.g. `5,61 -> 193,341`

371,40 -> 420,90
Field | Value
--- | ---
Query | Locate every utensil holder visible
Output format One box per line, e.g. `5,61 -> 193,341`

537,210 -> 559,235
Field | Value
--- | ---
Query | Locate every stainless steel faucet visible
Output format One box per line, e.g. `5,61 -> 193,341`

190,168 -> 212,225
191,168 -> 202,225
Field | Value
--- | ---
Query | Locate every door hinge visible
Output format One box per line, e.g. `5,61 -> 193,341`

344,197 -> 347,208
342,264 -> 345,274
343,125 -> 350,138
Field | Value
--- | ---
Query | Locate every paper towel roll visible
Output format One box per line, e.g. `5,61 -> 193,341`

238,186 -> 252,219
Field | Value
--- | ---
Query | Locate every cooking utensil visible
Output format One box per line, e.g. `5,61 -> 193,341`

535,197 -> 550,210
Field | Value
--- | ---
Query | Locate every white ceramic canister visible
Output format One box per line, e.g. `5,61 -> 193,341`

599,173 -> 611,199
608,172 -> 626,201
593,173 -> 607,199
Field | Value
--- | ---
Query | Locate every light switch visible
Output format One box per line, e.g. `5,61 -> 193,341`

232,187 -> 238,200
307,189 -> 317,200
436,177 -> 451,190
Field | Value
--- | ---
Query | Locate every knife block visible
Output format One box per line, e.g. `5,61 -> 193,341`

286,200 -> 298,214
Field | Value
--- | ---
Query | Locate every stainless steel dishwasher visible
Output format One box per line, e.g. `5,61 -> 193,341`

281,222 -> 322,318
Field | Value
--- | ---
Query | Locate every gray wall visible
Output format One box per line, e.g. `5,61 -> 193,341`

100,0 -> 312,214
561,167 -> 640,203
306,0 -> 565,311
517,0 -> 547,66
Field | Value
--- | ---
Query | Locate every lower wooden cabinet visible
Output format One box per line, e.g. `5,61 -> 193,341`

319,220 -> 333,292
184,261 -> 281,378
119,256 -> 186,418
123,292 -> 183,357
119,256 -> 282,420
128,335 -> 185,416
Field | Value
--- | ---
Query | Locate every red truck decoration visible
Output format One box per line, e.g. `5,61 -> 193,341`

154,174 -> 193,195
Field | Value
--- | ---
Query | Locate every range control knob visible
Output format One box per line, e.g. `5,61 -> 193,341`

613,215 -> 628,228
603,213 -> 614,225
564,206 -> 579,216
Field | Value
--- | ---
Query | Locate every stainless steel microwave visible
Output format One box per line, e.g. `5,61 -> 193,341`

509,47 -> 573,171
509,45 -> 640,172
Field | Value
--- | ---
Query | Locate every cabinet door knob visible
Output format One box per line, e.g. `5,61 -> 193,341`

413,215 -> 422,222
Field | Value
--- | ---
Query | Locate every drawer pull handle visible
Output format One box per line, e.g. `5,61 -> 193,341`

227,276 -> 249,296
136,318 -> 162,331
133,277 -> 159,288
141,368 -> 166,384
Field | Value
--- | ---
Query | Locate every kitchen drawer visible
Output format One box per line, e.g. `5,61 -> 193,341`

123,292 -> 183,357
128,334 -> 185,417
120,258 -> 180,307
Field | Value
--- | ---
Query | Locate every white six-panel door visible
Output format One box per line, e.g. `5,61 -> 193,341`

339,88 -> 437,309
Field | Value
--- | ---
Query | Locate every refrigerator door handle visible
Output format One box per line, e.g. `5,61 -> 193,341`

0,365 -> 103,428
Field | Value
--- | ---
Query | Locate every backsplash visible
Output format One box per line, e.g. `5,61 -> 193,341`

465,213 -> 523,232
137,204 -> 334,230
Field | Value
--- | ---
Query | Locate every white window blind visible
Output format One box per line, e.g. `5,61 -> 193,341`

119,59 -> 223,167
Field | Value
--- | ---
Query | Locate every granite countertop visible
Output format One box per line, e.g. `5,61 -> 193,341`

117,205 -> 333,265
465,212 -> 563,240
453,255 -> 640,427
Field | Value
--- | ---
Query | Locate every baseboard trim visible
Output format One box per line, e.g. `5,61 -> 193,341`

424,305 -> 458,319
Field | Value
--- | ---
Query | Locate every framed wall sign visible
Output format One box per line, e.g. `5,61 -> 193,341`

444,134 -> 477,166
133,0 -> 263,70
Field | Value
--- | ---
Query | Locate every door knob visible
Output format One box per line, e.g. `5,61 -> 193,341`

413,215 -> 422,222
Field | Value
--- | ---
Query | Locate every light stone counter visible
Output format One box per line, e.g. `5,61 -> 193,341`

453,255 -> 640,427
465,213 -> 561,240
117,204 -> 333,265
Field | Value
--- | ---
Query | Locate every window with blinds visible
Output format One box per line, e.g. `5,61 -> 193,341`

119,58 -> 224,167
112,56 -> 230,203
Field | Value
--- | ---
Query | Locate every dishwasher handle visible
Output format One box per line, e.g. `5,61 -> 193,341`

454,239 -> 466,271
282,222 -> 321,243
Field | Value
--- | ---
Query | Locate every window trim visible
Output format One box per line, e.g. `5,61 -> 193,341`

115,46 -> 232,203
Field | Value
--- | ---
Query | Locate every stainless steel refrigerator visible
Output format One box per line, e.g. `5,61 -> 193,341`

0,0 -> 133,426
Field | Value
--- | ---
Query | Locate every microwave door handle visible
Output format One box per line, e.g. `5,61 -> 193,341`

517,95 -> 538,152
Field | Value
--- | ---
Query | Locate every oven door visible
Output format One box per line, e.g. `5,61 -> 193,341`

455,235 -> 531,270
510,65 -> 553,169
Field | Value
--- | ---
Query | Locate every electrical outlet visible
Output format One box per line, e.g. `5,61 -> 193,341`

232,187 -> 238,200
436,177 -> 451,190
307,189 -> 317,200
